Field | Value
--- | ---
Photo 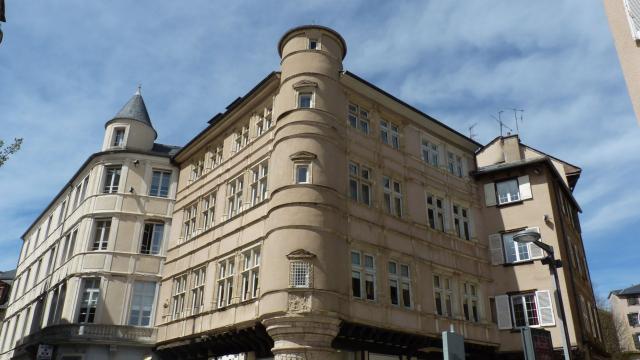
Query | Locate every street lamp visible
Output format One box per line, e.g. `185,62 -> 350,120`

513,230 -> 572,360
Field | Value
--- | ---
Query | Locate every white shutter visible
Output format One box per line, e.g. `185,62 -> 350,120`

518,175 -> 532,200
527,227 -> 544,259
489,233 -> 505,265
495,295 -> 513,329
484,183 -> 497,207
536,290 -> 555,326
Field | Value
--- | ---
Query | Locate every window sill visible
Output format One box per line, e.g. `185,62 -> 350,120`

502,260 -> 535,267
496,199 -> 525,208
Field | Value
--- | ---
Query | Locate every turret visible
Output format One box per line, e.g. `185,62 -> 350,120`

102,87 -> 156,152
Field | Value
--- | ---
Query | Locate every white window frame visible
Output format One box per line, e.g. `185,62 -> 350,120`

388,261 -> 411,308
496,178 -> 521,205
348,103 -> 370,135
348,162 -> 372,206
227,175 -> 244,218
421,139 -> 439,167
380,120 -> 400,149
128,281 -> 157,327
241,247 -> 261,301
463,282 -> 480,322
209,144 -> 224,168
294,162 -> 311,184
91,219 -> 111,251
190,267 -> 206,315
250,160 -> 269,206
140,222 -> 164,255
182,203 -> 198,240
217,257 -> 235,308
308,38 -> 320,50
77,278 -> 100,324
447,152 -> 464,177
452,204 -> 471,240
171,274 -> 187,320
351,251 -> 376,301
426,194 -> 445,231
102,165 -> 121,194
510,293 -> 540,328
112,127 -> 126,147
297,91 -> 314,109
200,191 -> 216,231
289,260 -> 312,288
433,274 -> 454,317
150,170 -> 171,198
383,176 -> 402,217
233,125 -> 250,153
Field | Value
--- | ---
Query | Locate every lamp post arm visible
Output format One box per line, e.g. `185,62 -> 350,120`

533,240 -> 554,255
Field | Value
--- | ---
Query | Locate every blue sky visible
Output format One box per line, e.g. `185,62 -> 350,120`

0,1 -> 638,299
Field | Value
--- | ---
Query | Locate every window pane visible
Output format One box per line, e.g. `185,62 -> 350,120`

352,271 -> 361,298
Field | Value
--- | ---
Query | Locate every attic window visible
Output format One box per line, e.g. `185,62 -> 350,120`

112,128 -> 125,147
309,39 -> 319,50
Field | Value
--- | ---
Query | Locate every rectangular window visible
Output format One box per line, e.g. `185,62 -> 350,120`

150,170 -> 171,197
496,179 -> 521,205
250,160 -> 269,206
309,38 -> 319,50
129,281 -> 156,326
348,103 -> 370,135
233,125 -> 250,152
66,229 -> 77,261
102,166 -> 121,194
182,203 -> 197,240
628,312 -> 639,327
426,194 -> 445,231
190,158 -> 205,181
348,162 -> 372,206
298,92 -> 313,108
46,246 -> 56,275
255,108 -> 273,137
295,163 -> 310,184
227,176 -> 244,218
112,128 -> 125,147
453,204 -> 471,240
433,275 -> 453,317
511,293 -> 539,327
351,251 -> 376,301
217,258 -> 235,308
91,219 -> 111,251
200,191 -> 216,231
421,139 -> 440,167
241,247 -> 261,301
383,176 -> 402,217
171,274 -> 187,320
289,260 -> 311,288
463,282 -> 479,322
447,152 -> 464,177
503,231 -> 531,263
210,144 -> 224,168
73,183 -> 82,209
80,175 -> 90,203
140,222 -> 164,255
389,261 -> 411,308
380,120 -> 399,149
191,267 -> 206,315
58,200 -> 67,225
77,278 -> 100,324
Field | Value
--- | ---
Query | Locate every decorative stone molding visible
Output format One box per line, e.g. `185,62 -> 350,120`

292,80 -> 318,89
263,315 -> 342,360
286,249 -> 316,260
287,293 -> 311,313
289,152 -> 317,162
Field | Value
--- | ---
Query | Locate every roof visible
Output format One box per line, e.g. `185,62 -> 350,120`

278,25 -> 347,59
106,90 -> 157,139
610,284 -> 640,297
152,143 -> 181,157
0,269 -> 16,280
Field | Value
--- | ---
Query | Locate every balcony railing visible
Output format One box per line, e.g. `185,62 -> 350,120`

18,323 -> 156,347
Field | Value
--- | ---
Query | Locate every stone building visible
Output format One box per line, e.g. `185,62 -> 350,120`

0,269 -> 16,322
0,90 -> 179,360
152,26 -> 606,359
609,284 -> 640,357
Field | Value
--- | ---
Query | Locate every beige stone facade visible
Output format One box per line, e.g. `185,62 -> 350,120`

603,0 -> 640,124
153,26 -> 606,359
609,285 -> 640,357
0,92 -> 179,360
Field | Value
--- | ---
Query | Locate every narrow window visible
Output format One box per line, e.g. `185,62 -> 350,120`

426,194 -> 445,231
91,219 -> 111,251
388,262 -> 398,306
112,128 -> 125,147
433,275 -> 453,317
241,247 -> 261,301
298,92 -> 313,109
421,139 -> 439,166
171,274 -> 187,320
190,158 -> 205,181
77,278 -> 100,323
453,204 -> 471,240
383,177 -> 402,217
289,261 -> 311,288
102,166 -> 121,194
502,231 -> 532,263
351,251 -> 376,301
295,163 -> 310,184
46,246 -> 56,275
210,144 -> 224,168
227,176 -> 244,218
233,125 -> 250,152
57,200 -> 67,225
511,293 -> 539,327
309,38 -> 319,50
348,162 -> 371,206
250,160 -> 269,205
182,203 -> 198,240
200,191 -> 216,230
463,282 -> 479,322
217,258 -> 235,307
140,222 -> 164,255
190,267 -> 206,315
348,103 -> 370,135
150,170 -> 171,197
66,229 -> 77,261
129,281 -> 156,326
79,175 -> 90,203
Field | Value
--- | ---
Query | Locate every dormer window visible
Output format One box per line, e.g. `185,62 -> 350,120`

112,128 -> 125,147
308,39 -> 319,50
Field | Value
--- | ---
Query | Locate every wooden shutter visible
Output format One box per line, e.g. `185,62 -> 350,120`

536,290 -> 555,326
495,295 -> 512,329
484,183 -> 496,206
489,234 -> 504,265
518,175 -> 532,200
527,227 -> 544,259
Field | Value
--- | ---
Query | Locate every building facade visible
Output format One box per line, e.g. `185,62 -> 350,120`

0,91 -> 179,360
609,285 -> 640,357
603,0 -> 640,124
152,26 -> 606,360
0,269 -> 16,322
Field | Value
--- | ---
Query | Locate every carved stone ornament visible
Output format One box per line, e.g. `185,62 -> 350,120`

291,80 -> 318,89
289,151 -> 317,162
287,293 -> 311,313
286,249 -> 316,260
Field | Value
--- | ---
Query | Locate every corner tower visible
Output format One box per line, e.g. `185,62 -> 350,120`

102,87 -> 157,152
261,26 -> 350,360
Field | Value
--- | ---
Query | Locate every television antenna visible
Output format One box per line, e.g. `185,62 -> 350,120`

491,110 -> 513,137
468,123 -> 478,141
510,108 -> 524,135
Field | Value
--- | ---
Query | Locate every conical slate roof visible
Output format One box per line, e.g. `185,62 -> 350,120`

111,88 -> 154,128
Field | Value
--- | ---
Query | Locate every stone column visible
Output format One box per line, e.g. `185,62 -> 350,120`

263,315 -> 342,360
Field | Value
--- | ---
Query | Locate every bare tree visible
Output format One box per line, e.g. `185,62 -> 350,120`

596,293 -> 628,359
0,138 -> 23,167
